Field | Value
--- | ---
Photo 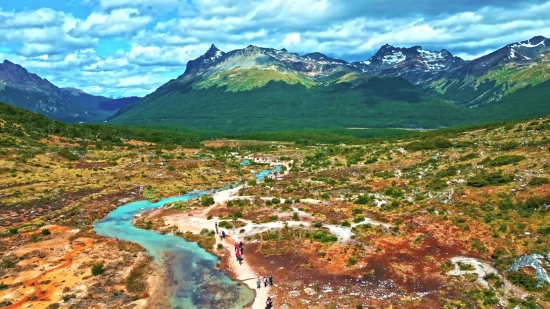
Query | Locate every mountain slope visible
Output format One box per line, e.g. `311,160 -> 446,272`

0,60 -> 139,122
425,36 -> 550,108
110,45 -> 478,133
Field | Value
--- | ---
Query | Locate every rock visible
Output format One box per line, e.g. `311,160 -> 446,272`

303,287 -> 316,296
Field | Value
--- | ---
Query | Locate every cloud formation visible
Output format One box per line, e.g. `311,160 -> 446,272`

0,0 -> 550,97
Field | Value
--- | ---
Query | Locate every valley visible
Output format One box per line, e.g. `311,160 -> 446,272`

2,104 -> 550,308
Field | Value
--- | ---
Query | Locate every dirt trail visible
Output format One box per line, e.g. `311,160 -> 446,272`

220,235 -> 272,309
4,238 -> 94,309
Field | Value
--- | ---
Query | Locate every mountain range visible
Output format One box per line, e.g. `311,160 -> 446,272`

0,60 -> 140,123
3,35 -> 550,132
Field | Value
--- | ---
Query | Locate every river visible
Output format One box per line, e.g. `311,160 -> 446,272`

93,165 -> 281,308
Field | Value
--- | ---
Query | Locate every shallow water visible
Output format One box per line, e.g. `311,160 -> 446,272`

94,166 -> 280,308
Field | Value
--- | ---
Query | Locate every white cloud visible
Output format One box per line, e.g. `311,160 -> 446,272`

70,8 -> 152,38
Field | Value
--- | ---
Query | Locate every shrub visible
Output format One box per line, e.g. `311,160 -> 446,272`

207,215 -> 213,220
471,238 -> 488,254
292,212 -> 299,221
167,165 -> 176,171
41,229 -> 51,236
467,172 -> 512,187
312,231 -> 338,243
201,195 -> 215,206
0,282 -> 7,290
57,148 -> 79,161
271,198 -> 281,204
269,215 -> 278,222
479,155 -> 525,167
353,216 -> 365,223
347,256 -> 357,266
404,136 -> 453,151
529,177 -> 550,187
9,228 -> 18,235
508,271 -> 539,291
354,195 -> 373,205
91,263 -> 105,276
457,261 -> 475,271
341,220 -> 351,227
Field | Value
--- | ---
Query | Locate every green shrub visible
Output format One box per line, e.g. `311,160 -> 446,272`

41,229 -> 51,236
353,216 -> 365,223
457,261 -> 474,271
479,155 -> 525,167
341,220 -> 351,227
201,195 -> 215,206
312,231 -> 338,243
404,136 -> 453,151
467,172 -> 512,187
57,148 -> 79,161
9,228 -> 18,234
347,256 -> 357,266
91,263 -> 105,276
292,212 -> 299,221
529,177 -> 550,187
269,215 -> 278,222
0,282 -> 7,290
167,165 -> 176,171
508,271 -> 539,291
471,238 -> 488,254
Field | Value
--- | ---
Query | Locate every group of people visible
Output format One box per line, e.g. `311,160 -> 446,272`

234,241 -> 244,264
256,275 -> 273,288
216,222 -> 275,308
215,222 -> 226,240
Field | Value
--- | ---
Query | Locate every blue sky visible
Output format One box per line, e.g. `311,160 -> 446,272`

1,0 -> 550,97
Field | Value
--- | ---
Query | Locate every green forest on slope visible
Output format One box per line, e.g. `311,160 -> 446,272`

110,77 -> 482,133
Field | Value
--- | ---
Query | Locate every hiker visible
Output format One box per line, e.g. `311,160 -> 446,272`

234,242 -> 240,252
257,278 -> 261,289
239,240 -> 244,249
263,276 -> 268,287
222,231 -> 226,238
269,274 -> 273,286
215,221 -> 218,229
240,246 -> 244,255
266,296 -> 273,309
236,249 -> 241,261
215,227 -> 218,234
219,233 -> 223,241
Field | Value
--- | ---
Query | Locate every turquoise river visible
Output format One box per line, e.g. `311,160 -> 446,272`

93,166 -> 281,308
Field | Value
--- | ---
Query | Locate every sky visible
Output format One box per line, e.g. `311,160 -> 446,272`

1,0 -> 550,97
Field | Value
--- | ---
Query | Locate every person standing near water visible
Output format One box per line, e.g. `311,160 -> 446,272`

257,279 -> 261,289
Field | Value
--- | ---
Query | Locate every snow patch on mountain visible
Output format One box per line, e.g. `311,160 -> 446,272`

381,51 -> 406,64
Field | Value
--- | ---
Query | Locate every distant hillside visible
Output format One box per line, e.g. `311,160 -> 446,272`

98,96 -> 141,112
0,60 -> 139,123
109,45 -> 478,133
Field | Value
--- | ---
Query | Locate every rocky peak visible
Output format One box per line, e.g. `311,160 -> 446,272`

182,44 -> 226,77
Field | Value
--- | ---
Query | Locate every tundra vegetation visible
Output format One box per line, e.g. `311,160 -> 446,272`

1,103 -> 550,308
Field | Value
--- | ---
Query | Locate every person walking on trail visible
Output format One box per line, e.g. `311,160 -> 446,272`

266,296 -> 273,309
235,249 -> 241,263
234,242 -> 240,252
257,279 -> 261,289
219,233 -> 223,241
239,240 -> 244,249
263,276 -> 268,287
240,246 -> 244,255
222,231 -> 226,238
269,275 -> 273,286
215,221 -> 218,229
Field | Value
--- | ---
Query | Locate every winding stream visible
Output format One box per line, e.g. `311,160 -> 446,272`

93,166 -> 280,308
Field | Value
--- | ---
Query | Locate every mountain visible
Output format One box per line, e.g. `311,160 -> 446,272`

109,44 -> 478,133
352,45 -> 465,85
0,60 -> 139,122
425,36 -> 550,109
